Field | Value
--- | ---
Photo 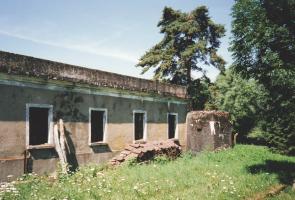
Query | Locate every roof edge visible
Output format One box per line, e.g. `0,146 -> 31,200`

0,51 -> 187,98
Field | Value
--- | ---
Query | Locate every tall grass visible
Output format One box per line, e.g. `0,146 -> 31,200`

1,145 -> 294,200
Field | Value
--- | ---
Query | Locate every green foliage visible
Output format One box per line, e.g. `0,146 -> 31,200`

137,6 -> 226,84
124,157 -> 139,167
231,0 -> 295,81
2,145 -> 295,199
152,155 -> 170,165
137,6 -> 225,109
211,68 -> 267,138
231,0 -> 295,154
188,75 -> 213,110
125,155 -> 171,167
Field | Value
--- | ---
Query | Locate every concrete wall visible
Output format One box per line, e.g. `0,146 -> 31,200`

186,111 -> 232,153
0,75 -> 187,181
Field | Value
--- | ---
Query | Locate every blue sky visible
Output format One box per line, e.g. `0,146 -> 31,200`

0,0 -> 234,81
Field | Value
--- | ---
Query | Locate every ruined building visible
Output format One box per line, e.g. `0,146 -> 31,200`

0,51 -> 188,181
186,111 -> 233,153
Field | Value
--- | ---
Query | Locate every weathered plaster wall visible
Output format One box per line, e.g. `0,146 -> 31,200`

0,77 -> 187,181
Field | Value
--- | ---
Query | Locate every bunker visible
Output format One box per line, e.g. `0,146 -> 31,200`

186,111 -> 233,153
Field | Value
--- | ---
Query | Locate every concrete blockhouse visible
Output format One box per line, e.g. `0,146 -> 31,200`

0,51 -> 188,181
186,111 -> 233,153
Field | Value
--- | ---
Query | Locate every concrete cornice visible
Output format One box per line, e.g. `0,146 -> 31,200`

0,51 -> 187,99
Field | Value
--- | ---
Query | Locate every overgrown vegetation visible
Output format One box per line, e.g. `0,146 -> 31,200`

209,67 -> 268,141
1,145 -> 294,200
230,0 -> 295,154
136,2 -> 295,155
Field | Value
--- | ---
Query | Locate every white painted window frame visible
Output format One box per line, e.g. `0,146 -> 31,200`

26,104 -> 53,148
133,110 -> 147,142
167,113 -> 179,139
88,108 -> 108,145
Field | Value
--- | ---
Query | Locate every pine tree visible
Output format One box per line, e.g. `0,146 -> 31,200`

137,6 -> 225,98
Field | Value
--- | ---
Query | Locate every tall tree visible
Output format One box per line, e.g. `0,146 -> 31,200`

231,0 -> 295,154
137,6 -> 226,105
210,67 -> 267,139
189,75 -> 213,110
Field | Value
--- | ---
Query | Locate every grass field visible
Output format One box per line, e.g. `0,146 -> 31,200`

1,145 -> 294,200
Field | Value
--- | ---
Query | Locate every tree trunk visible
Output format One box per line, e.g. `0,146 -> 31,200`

186,62 -> 193,111
187,65 -> 191,85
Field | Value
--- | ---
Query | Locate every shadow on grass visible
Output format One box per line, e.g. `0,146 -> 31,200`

247,160 -> 295,185
238,135 -> 268,146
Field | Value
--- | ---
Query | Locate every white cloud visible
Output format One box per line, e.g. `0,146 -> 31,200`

0,29 -> 139,63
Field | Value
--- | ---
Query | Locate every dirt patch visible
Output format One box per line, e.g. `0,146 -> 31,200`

247,184 -> 287,200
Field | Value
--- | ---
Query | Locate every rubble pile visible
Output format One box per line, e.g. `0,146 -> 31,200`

109,140 -> 182,165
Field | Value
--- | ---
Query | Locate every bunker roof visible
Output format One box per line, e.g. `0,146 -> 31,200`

0,51 -> 186,98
